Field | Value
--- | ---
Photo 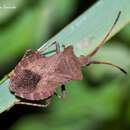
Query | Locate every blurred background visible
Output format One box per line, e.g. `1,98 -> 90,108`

0,0 -> 130,130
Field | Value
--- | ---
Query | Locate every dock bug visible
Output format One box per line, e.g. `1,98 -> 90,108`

9,11 -> 127,107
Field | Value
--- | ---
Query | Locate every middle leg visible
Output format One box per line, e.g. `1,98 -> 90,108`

54,84 -> 66,99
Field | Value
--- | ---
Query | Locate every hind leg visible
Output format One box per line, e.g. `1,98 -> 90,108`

15,97 -> 52,108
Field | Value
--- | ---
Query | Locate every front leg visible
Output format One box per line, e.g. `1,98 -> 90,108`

38,41 -> 61,54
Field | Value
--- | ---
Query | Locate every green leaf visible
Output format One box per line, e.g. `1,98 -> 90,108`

1,0 -> 130,113
0,78 -> 19,113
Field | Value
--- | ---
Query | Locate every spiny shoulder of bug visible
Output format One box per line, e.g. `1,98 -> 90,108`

60,44 -> 91,66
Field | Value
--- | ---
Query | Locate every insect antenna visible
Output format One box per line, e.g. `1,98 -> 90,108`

87,11 -> 121,58
87,60 -> 127,75
82,11 -> 127,74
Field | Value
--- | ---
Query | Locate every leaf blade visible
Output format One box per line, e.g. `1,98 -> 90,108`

0,79 -> 19,113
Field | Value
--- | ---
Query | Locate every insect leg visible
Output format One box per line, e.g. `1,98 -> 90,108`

55,41 -> 60,53
54,92 -> 61,99
87,60 -> 127,75
38,41 -> 60,53
54,85 -> 66,99
38,42 -> 55,52
15,98 -> 51,108
61,85 -> 66,99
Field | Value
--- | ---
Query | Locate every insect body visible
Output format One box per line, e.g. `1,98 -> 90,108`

9,11 -> 127,107
10,46 -> 83,100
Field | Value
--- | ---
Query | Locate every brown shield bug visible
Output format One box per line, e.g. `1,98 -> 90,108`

9,11 -> 127,107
